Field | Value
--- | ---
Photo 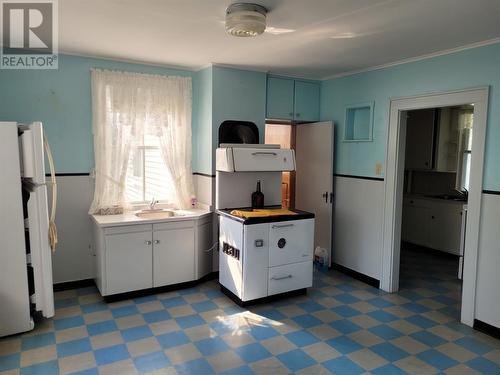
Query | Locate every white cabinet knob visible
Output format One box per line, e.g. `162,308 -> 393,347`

145,240 -> 152,245
154,240 -> 160,244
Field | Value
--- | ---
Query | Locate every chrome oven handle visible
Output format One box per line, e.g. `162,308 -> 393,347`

251,152 -> 277,156
271,274 -> 292,281
272,223 -> 294,229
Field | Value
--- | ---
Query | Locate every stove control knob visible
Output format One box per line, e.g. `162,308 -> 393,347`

278,238 -> 286,249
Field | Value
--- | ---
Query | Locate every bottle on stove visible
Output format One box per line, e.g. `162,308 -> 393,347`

251,180 -> 264,209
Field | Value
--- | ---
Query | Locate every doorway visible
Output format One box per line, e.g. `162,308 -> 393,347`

382,88 -> 488,326
265,123 -> 295,208
400,105 -> 473,322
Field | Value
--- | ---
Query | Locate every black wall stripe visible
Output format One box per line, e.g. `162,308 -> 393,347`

193,172 -> 215,178
334,173 -> 384,182
46,173 -> 90,177
483,190 -> 500,196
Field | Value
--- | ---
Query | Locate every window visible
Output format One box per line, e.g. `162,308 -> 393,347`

456,111 -> 473,191
89,69 -> 194,214
125,132 -> 175,203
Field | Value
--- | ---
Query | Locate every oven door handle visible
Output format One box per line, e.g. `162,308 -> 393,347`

271,274 -> 292,281
251,152 -> 277,156
272,223 -> 294,229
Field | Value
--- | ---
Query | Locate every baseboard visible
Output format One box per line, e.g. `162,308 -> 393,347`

332,263 -> 380,288
401,242 -> 460,259
53,278 -> 95,292
103,271 -> 219,302
473,319 -> 500,340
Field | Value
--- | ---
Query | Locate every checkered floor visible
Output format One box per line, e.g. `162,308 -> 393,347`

1,248 -> 500,375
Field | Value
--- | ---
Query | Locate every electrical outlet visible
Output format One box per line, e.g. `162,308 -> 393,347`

375,163 -> 382,176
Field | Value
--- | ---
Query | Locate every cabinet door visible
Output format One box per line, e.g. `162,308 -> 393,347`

402,204 -> 431,247
153,223 -> 195,287
105,231 -> 153,295
294,80 -> 320,122
266,77 -> 294,120
405,109 -> 436,170
429,206 -> 462,254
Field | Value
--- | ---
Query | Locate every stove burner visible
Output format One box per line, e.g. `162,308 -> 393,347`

278,238 -> 286,249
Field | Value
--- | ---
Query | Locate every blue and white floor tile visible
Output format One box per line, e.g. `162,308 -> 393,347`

1,247 -> 500,374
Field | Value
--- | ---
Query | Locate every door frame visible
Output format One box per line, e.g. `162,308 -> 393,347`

381,87 -> 489,327
295,121 -> 334,265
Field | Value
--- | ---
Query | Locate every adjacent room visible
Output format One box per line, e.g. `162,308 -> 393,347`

1,1 -> 500,374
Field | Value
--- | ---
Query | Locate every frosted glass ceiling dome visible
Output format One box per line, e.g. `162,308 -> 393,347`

225,3 -> 267,37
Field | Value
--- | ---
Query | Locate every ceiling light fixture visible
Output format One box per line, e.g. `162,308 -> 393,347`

225,3 -> 267,37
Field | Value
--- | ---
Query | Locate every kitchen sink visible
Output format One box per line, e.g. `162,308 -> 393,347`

135,209 -> 175,219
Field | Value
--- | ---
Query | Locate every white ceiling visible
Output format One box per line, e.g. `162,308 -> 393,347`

60,0 -> 500,79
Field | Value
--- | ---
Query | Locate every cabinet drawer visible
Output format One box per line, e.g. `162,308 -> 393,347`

268,261 -> 312,296
153,220 -> 194,232
104,224 -> 151,235
269,219 -> 314,267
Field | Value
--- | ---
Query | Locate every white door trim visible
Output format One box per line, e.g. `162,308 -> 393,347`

381,87 -> 489,327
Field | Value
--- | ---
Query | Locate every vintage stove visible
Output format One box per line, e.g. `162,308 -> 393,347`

216,144 -> 315,305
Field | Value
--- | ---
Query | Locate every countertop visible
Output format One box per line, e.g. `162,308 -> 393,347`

91,208 -> 212,228
217,206 -> 315,224
404,194 -> 468,207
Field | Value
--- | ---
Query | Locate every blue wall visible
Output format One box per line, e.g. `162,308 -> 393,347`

0,54 -> 194,173
321,43 -> 500,190
192,66 -> 213,174
191,65 -> 267,175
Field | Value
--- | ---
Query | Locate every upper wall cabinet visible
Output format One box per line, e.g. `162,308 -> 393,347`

294,81 -> 320,122
266,77 -> 295,120
266,76 -> 320,122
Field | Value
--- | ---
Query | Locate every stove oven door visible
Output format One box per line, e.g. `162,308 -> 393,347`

269,219 -> 314,267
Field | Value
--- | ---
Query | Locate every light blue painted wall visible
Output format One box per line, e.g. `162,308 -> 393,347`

212,66 -> 267,171
321,42 -> 500,190
0,54 -> 194,173
192,66 -> 213,174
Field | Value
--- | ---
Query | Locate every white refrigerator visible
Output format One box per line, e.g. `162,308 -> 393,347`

0,121 -> 55,337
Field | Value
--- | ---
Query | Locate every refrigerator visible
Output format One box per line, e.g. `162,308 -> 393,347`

0,121 -> 55,337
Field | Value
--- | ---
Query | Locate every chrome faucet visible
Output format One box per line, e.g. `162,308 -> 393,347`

149,197 -> 159,210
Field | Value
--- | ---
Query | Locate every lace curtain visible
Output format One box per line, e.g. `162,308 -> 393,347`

89,69 -> 194,214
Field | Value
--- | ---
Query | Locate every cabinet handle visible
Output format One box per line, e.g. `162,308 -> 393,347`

272,223 -> 294,229
431,216 -> 435,219
154,240 -> 160,244
272,274 -> 292,281
296,113 -> 300,117
289,112 -> 294,117
145,240 -> 152,245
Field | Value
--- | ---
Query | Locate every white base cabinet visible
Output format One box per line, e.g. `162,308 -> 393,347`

153,221 -> 195,287
92,215 -> 212,296
105,226 -> 153,295
402,197 -> 464,255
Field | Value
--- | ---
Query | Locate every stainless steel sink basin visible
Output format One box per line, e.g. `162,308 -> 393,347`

135,209 -> 175,219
